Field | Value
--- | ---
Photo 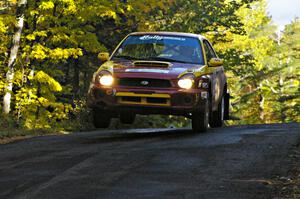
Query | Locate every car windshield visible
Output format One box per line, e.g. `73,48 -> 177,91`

111,34 -> 204,64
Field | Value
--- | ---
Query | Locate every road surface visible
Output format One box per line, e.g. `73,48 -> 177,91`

0,123 -> 299,199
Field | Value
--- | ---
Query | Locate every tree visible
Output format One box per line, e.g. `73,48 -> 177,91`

220,0 -> 277,124
265,18 -> 300,122
0,0 -> 298,129
2,0 -> 27,114
0,0 -> 173,128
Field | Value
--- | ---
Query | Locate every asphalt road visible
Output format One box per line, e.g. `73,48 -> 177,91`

0,123 -> 299,199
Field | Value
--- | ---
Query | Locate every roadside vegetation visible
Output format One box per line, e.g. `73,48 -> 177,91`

0,0 -> 299,134
274,144 -> 300,199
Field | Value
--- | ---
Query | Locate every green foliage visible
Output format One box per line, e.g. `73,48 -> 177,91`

151,0 -> 299,125
220,0 -> 278,123
0,0 -> 173,130
225,2 -> 299,124
61,99 -> 94,131
264,18 -> 300,123
14,70 -> 71,129
0,0 -> 299,133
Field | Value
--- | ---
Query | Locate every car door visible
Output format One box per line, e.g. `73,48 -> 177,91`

203,40 -> 224,111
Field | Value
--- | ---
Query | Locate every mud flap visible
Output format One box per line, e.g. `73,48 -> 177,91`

224,92 -> 230,120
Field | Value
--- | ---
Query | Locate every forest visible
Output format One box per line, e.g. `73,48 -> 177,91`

0,0 -> 299,131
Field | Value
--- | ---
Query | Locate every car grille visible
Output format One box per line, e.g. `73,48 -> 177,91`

117,78 -> 172,88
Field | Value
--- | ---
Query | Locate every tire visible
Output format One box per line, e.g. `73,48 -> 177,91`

209,94 -> 224,128
93,109 -> 111,128
224,92 -> 230,120
192,98 -> 209,133
120,112 -> 136,124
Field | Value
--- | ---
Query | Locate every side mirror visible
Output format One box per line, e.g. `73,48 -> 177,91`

98,52 -> 110,62
208,58 -> 223,67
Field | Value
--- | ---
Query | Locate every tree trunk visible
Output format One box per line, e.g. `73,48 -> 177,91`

2,0 -> 27,115
259,94 -> 264,121
73,59 -> 80,98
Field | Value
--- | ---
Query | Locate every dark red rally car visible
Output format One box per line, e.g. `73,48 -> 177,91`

87,32 -> 230,132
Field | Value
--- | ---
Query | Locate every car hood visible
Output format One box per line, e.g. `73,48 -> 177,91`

98,60 -> 206,79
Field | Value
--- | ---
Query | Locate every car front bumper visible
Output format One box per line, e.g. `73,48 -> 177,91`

87,84 -> 208,116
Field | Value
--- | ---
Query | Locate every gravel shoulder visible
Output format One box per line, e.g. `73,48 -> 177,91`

273,143 -> 300,199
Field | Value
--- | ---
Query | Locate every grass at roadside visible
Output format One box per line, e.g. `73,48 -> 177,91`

0,128 -> 63,144
0,113 -> 93,144
0,128 -> 56,138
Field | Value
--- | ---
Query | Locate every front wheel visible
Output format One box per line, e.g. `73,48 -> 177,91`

192,98 -> 209,133
93,109 -> 111,128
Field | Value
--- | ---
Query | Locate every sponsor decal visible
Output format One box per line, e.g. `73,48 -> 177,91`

125,68 -> 169,73
139,35 -> 186,41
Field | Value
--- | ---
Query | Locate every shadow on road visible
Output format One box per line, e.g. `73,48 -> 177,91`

78,128 -> 199,144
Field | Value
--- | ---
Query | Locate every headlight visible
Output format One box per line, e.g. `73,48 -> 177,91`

99,75 -> 114,86
178,78 -> 193,89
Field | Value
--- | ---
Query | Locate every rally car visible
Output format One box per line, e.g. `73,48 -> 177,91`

87,32 -> 230,132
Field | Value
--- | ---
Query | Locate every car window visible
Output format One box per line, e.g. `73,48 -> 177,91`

203,40 -> 217,62
112,35 -> 204,65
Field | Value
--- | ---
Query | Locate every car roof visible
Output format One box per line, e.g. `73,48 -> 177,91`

129,32 -> 206,40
